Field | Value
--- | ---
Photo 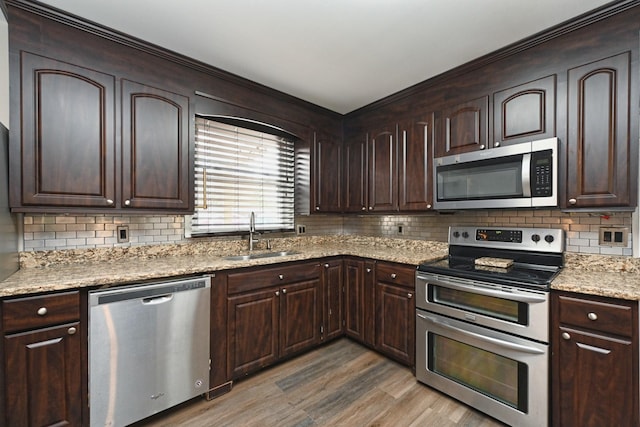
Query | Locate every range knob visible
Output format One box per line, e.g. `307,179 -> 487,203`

461,232 -> 469,239
531,234 -> 541,243
544,235 -> 555,243
452,231 -> 460,238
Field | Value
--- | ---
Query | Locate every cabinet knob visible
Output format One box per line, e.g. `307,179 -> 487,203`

587,312 -> 598,321
124,199 -> 131,206
562,332 -> 571,340
568,198 -> 577,205
361,206 -> 366,211
67,327 -> 77,335
275,290 -> 280,296
390,273 -> 397,279
324,263 -> 330,268
407,293 -> 413,299
494,142 -> 501,147
426,204 -> 432,209
37,307 -> 47,316
366,268 -> 372,273
368,206 -> 373,210
282,288 -> 287,294
315,206 -> 320,211
278,274 -> 284,280
479,144 -> 486,150
106,199 -> 114,205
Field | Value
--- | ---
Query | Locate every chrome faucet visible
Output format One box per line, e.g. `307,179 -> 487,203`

249,211 -> 259,251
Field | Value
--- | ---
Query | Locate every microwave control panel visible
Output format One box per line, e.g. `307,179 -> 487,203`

531,150 -> 553,197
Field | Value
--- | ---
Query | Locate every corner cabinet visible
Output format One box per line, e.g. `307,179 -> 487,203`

311,130 -> 342,213
322,259 -> 344,341
551,291 -> 639,427
11,52 -> 193,213
566,52 -> 633,208
343,136 -> 368,213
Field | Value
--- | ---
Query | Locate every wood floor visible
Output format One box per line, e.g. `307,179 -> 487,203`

136,339 -> 505,427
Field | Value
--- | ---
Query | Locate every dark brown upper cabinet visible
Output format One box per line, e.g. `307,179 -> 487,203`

343,136 -> 368,213
435,96 -> 489,157
311,130 -> 342,213
566,52 -> 631,208
493,75 -> 556,147
11,52 -> 193,213
398,115 -> 433,211
13,52 -> 116,209
121,80 -> 191,211
367,126 -> 398,212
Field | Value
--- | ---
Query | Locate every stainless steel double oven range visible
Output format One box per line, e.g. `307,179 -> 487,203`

415,226 -> 564,427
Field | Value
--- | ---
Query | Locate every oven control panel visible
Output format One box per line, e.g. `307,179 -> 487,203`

449,226 -> 564,253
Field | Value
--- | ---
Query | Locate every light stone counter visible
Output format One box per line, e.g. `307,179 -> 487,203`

0,236 -> 449,298
552,253 -> 640,300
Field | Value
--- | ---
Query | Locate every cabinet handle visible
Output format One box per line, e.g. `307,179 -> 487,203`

106,199 -> 114,205
562,332 -> 571,340
368,206 -> 373,210
282,288 -> 287,294
67,327 -> 77,335
426,204 -> 432,209
315,206 -> 320,211
124,200 -> 131,206
479,144 -> 486,150
361,206 -> 366,211
324,263 -> 330,268
390,273 -> 397,279
278,274 -> 284,280
275,291 -> 280,296
494,142 -> 501,147
587,312 -> 598,321
568,198 -> 577,205
366,268 -> 372,273
407,293 -> 413,299
37,307 -> 47,316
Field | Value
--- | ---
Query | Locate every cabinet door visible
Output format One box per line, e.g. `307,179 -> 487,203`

363,261 -> 376,347
279,278 -> 321,357
493,75 -> 556,146
555,327 -> 636,427
312,131 -> 342,213
16,52 -> 116,209
121,80 -> 191,211
435,96 -> 488,157
566,53 -> 631,208
368,127 -> 397,211
344,259 -> 364,341
227,288 -> 279,378
398,116 -> 433,211
374,282 -> 415,367
343,137 -> 367,212
322,260 -> 344,341
4,322 -> 82,427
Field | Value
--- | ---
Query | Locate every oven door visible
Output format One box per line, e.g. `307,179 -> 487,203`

416,272 -> 549,343
416,310 -> 548,427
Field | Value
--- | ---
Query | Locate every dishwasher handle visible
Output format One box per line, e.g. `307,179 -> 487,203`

142,294 -> 173,305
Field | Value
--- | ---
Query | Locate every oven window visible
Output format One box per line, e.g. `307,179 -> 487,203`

429,333 -> 527,411
430,285 -> 526,324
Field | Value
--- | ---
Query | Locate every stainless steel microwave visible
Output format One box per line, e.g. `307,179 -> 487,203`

433,137 -> 558,210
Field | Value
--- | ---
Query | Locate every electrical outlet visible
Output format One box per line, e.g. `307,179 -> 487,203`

297,225 -> 306,234
117,225 -> 129,243
397,224 -> 404,234
599,226 -> 628,247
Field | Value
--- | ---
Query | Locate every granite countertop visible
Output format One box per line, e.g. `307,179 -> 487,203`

0,236 -> 449,298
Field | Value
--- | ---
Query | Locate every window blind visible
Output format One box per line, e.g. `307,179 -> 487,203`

189,117 -> 296,235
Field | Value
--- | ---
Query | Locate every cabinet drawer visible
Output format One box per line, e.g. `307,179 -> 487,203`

228,262 -> 321,294
376,262 -> 415,287
2,291 -> 80,333
557,295 -> 634,337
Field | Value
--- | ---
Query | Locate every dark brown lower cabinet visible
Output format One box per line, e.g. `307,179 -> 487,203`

344,258 -> 376,347
374,262 -> 415,368
226,263 -> 322,379
552,291 -> 639,427
322,259 -> 344,341
4,322 -> 83,427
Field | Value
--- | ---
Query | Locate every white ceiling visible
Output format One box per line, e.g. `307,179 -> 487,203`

40,0 -> 614,114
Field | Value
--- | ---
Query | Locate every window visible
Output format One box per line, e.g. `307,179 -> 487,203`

187,116 -> 296,236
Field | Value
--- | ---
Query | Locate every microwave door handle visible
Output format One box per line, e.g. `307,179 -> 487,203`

422,314 -> 545,355
522,153 -> 532,197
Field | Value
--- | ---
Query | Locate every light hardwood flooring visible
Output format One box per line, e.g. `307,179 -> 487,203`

136,339 -> 505,427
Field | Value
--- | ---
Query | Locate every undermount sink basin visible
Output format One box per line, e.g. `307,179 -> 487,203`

223,251 -> 299,261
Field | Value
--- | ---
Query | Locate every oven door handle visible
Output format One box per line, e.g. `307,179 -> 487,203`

418,313 -> 546,355
418,276 -> 547,303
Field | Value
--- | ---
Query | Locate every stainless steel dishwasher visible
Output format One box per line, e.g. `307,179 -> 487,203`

89,276 -> 211,427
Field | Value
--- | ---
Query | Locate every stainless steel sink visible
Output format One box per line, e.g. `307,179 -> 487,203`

223,251 -> 298,261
